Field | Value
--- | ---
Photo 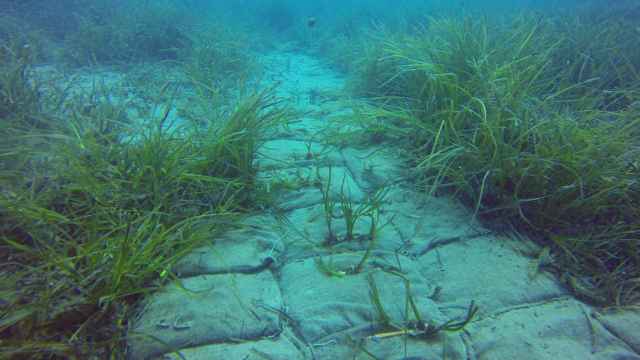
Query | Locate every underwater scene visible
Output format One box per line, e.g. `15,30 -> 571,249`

1,0 -> 640,359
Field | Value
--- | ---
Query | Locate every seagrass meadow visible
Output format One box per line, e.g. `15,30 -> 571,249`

1,1 -> 639,359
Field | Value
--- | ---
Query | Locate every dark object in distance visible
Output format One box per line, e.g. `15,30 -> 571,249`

307,17 -> 317,28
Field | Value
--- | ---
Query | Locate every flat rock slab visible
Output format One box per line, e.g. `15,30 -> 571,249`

467,298 -> 640,360
415,234 -> 567,314
341,147 -> 408,191
258,139 -> 342,171
262,166 -> 366,211
260,52 -> 345,107
173,220 -> 283,277
279,191 -> 476,259
311,332 -> 467,360
314,166 -> 366,201
279,203 -> 387,260
279,254 -> 447,343
384,188 -> 479,246
128,272 -> 282,359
